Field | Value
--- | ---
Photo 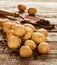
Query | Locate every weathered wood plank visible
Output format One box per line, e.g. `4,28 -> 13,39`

0,2 -> 57,13
0,0 -> 57,2
37,13 -> 57,18
47,33 -> 57,41
0,53 -> 57,65
29,59 -> 57,65
0,54 -> 57,65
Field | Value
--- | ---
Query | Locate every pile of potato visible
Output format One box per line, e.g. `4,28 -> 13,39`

0,19 -> 51,57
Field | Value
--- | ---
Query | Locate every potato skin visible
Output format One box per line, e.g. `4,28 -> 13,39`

13,21 -> 21,24
32,32 -> 46,44
24,40 -> 36,50
24,23 -> 35,31
20,46 -> 32,57
6,30 -> 14,39
3,22 -> 12,33
28,8 -> 37,15
18,4 -> 26,11
22,27 -> 33,41
8,36 -> 21,49
38,42 -> 51,54
14,25 -> 26,37
37,28 -> 48,37
11,23 -> 18,30
0,19 -> 9,27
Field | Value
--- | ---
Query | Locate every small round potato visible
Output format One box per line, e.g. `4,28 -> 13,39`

28,8 -> 37,15
11,23 -> 18,30
8,36 -> 21,49
37,28 -> 48,37
6,30 -> 14,39
14,25 -> 26,37
38,42 -> 51,54
3,22 -> 12,33
32,32 -> 46,44
24,40 -> 36,50
0,19 -> 9,27
20,46 -> 32,57
18,4 -> 26,11
24,23 -> 35,31
22,27 -> 33,41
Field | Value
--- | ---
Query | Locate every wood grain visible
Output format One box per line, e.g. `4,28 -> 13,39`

0,0 -> 57,2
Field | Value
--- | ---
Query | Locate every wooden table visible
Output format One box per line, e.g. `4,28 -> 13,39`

0,1 -> 57,65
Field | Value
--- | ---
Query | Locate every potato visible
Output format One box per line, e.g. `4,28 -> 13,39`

24,23 -> 35,31
2,22 -> 12,33
11,23 -> 18,30
0,19 -> 9,27
22,27 -> 33,41
38,42 -> 51,54
13,21 -> 21,24
8,35 -> 21,49
28,8 -> 37,15
37,28 -> 48,37
6,30 -> 14,39
0,20 -> 2,27
24,40 -> 36,50
20,46 -> 32,57
32,32 -> 46,44
18,4 -> 26,11
14,25 -> 26,37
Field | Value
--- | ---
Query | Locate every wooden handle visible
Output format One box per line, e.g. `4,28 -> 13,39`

0,10 -> 16,17
0,10 -> 30,22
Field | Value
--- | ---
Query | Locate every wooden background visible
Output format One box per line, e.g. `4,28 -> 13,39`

0,0 -> 57,2
0,1 -> 57,65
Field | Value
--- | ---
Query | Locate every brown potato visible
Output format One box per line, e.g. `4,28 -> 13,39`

3,22 -> 12,33
37,28 -> 48,37
0,19 -> 9,27
32,32 -> 46,44
6,30 -> 14,39
20,46 -> 32,57
8,35 -> 21,49
14,25 -> 26,37
28,8 -> 37,15
18,4 -> 26,11
38,42 -> 51,54
24,23 -> 35,31
24,40 -> 36,50
22,27 -> 33,41
11,23 -> 18,30
13,21 -> 21,24
0,21 -> 2,27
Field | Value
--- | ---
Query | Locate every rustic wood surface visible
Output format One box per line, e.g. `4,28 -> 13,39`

0,1 -> 57,65
0,0 -> 57,2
